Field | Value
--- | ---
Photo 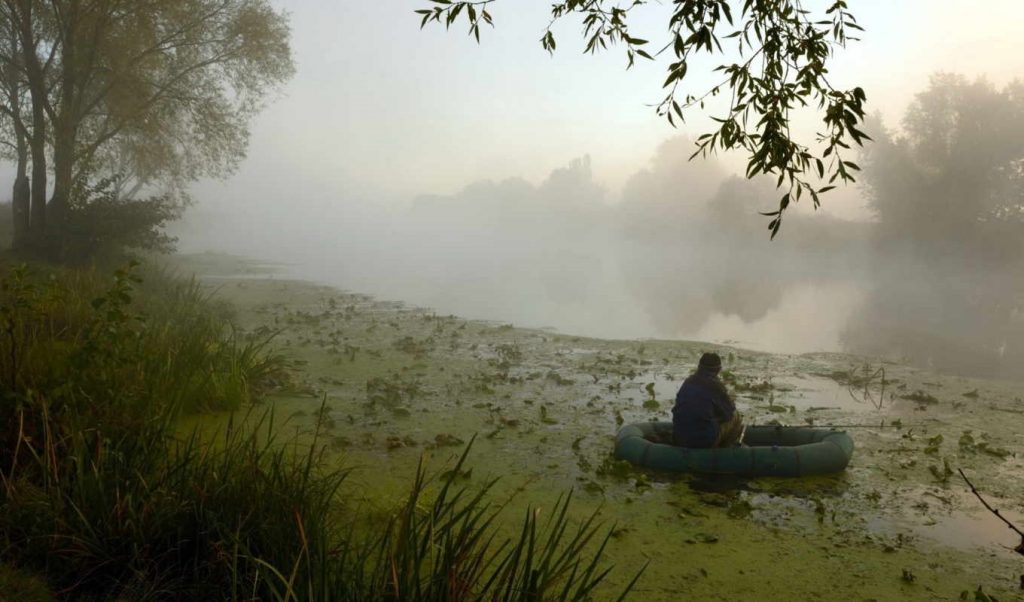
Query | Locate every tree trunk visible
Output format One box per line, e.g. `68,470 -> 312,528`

7,25 -> 30,252
15,0 -> 47,241
11,167 -> 29,251
49,132 -> 73,256
47,0 -> 81,259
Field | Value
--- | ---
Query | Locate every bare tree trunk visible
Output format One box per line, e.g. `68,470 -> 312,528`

49,122 -> 73,250
11,162 -> 29,250
47,0 -> 80,259
15,0 -> 47,242
7,20 -> 29,251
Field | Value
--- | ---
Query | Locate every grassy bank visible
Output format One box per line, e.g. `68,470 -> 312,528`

0,259 -> 631,600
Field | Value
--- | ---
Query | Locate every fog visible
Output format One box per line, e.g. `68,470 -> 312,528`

175,138 -> 864,349
171,3 -> 1024,381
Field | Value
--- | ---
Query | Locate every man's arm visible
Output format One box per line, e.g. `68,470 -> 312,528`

709,382 -> 736,421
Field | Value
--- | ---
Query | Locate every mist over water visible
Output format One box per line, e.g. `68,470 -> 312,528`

175,138 -> 871,356
177,76 -> 1024,382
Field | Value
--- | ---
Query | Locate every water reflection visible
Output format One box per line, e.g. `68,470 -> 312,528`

175,134 -> 1023,380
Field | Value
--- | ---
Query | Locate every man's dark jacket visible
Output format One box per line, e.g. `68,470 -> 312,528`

672,368 -> 735,448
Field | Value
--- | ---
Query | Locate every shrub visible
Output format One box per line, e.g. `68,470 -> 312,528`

62,197 -> 181,264
0,260 -> 640,600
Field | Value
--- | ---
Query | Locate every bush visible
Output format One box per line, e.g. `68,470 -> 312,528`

1,261 -> 285,420
62,185 -> 182,263
0,260 -> 640,600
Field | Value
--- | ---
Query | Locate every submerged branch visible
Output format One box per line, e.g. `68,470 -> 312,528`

957,468 -> 1024,555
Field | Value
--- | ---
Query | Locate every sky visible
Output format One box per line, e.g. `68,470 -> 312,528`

188,0 -> 1024,220
0,0 -> 1014,359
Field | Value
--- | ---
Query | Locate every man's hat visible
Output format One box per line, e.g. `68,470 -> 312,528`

698,352 -> 722,370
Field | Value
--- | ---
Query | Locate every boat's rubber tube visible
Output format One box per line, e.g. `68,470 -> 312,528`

614,422 -> 854,477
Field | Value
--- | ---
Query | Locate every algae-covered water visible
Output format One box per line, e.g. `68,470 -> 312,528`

175,253 -> 1024,601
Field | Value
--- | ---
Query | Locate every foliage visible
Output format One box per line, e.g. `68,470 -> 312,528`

416,0 -> 869,236
59,176 -> 183,263
0,0 -> 294,257
71,0 -> 296,191
845,74 -> 1024,379
273,444 -> 643,601
0,261 -> 285,437
861,75 -> 1024,259
0,261 -> 639,600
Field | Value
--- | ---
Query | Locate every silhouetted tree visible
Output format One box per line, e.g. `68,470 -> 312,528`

0,0 -> 294,260
863,74 -> 1024,264
847,74 -> 1024,378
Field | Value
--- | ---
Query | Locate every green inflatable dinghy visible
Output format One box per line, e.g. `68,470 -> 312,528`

615,422 -> 854,477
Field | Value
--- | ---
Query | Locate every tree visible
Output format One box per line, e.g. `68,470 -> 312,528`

0,0 -> 294,259
416,0 -> 869,237
0,11 -> 29,248
862,75 -> 1024,263
845,74 -> 1024,379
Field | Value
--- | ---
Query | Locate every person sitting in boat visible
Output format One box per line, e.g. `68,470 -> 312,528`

672,352 -> 744,448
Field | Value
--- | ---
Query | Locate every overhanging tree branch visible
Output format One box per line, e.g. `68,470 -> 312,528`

417,0 -> 870,238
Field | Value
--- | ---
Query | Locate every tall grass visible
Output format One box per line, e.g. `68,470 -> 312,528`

253,439 -> 644,602
0,260 -> 640,600
0,259 -> 300,597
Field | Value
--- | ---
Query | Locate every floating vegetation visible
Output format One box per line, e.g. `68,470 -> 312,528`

595,454 -> 633,481
685,532 -> 720,544
495,342 -> 523,363
958,430 -> 1011,458
901,389 -> 940,405
366,374 -> 423,408
928,459 -> 954,484
433,433 -> 465,447
392,334 -> 434,357
385,434 -> 418,449
545,370 -> 575,386
727,499 -> 753,519
924,434 -> 943,455
173,255 -> 1024,601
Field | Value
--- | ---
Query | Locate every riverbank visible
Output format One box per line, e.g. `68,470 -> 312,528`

178,252 -> 1024,601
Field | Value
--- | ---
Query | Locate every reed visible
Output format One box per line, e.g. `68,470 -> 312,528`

0,260 -> 640,600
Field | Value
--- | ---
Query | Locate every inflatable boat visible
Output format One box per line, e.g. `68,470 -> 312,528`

614,422 -> 854,477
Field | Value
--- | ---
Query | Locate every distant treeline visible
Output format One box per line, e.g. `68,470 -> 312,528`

405,76 -> 1024,379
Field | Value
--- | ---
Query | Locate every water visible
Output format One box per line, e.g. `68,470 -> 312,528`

694,282 -> 865,355
898,484 -> 1024,551
774,374 -> 892,414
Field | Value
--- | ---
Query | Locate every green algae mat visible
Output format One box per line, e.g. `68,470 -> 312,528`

173,252 -> 1024,601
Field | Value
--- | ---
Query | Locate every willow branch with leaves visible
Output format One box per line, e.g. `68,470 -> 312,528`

416,0 -> 869,237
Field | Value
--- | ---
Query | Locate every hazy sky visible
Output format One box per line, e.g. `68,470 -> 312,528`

189,0 -> 1024,220
1,2 -> 1020,219
165,1 -> 1024,360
